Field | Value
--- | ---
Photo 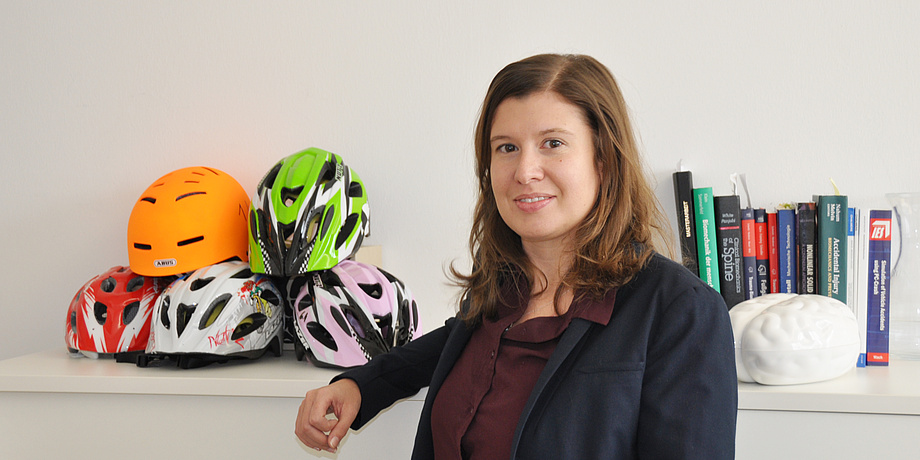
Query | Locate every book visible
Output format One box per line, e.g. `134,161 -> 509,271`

714,195 -> 745,308
767,211 -> 779,293
855,208 -> 868,367
796,202 -> 818,294
754,208 -> 770,296
816,195 -> 849,303
693,187 -> 720,292
776,207 -> 797,293
865,210 -> 892,366
741,207 -> 758,299
847,207 -> 859,316
672,171 -> 698,274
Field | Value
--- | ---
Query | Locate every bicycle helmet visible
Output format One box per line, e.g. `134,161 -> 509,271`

64,266 -> 166,359
140,260 -> 284,368
248,147 -> 370,276
128,166 -> 250,277
292,260 -> 421,368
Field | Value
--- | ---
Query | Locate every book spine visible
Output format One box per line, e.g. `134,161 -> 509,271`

741,208 -> 757,299
777,208 -> 797,293
817,195 -> 849,303
796,202 -> 817,294
866,210 -> 892,366
767,211 -> 779,293
714,195 -> 744,308
847,207 -> 859,315
754,208 -> 770,297
672,171 -> 699,274
693,187 -> 721,292
856,208 -> 868,367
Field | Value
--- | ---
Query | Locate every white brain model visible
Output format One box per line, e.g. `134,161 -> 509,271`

729,294 -> 860,385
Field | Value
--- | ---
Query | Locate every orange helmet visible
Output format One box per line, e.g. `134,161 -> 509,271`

128,166 -> 250,276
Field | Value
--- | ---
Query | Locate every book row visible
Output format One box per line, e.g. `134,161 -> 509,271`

673,170 -> 892,366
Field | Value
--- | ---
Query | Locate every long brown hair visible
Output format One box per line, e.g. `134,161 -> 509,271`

451,54 -> 671,325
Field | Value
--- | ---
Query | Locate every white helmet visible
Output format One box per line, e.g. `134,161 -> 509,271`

140,260 -> 284,368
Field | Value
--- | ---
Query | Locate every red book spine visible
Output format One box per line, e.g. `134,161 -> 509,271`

768,212 -> 779,293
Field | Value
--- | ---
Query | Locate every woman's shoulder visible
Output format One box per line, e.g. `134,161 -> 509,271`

620,252 -> 726,308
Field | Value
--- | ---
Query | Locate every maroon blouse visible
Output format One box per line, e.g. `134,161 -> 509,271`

430,293 -> 615,460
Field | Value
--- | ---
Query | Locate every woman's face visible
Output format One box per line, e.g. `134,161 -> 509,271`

489,91 -> 600,252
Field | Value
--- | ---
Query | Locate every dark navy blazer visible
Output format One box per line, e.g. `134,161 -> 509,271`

336,254 -> 737,459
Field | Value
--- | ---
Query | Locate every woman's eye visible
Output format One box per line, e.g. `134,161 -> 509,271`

496,144 -> 517,154
544,139 -> 563,148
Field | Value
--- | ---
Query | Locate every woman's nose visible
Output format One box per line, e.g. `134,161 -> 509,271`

514,148 -> 544,184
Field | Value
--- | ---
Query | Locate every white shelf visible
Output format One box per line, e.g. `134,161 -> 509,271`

4,348 -> 920,459
0,348 -> 345,398
738,360 -> 920,416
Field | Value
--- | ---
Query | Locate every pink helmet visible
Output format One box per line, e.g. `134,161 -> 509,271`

64,266 -> 166,359
293,260 -> 421,368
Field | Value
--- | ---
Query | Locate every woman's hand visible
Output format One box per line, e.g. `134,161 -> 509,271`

294,379 -> 362,453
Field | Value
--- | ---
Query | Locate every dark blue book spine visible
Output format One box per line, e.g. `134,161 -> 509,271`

741,208 -> 757,299
866,210 -> 892,366
777,209 -> 797,293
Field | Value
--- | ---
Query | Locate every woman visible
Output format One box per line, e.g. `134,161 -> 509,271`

294,53 -> 737,459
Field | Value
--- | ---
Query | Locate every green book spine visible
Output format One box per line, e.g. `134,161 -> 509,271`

817,195 -> 849,303
693,187 -> 721,292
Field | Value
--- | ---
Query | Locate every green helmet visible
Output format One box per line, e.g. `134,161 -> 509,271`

248,147 -> 370,275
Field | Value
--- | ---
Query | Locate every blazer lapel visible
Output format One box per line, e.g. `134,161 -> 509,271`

509,318 -> 593,456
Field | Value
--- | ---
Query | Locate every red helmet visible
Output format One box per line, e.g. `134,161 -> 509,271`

65,266 -> 167,358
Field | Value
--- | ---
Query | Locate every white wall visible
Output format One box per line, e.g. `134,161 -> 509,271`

2,1 -> 918,361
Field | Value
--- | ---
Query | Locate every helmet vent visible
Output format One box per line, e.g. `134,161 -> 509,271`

321,205 -> 336,239
70,311 -> 77,331
134,243 -> 152,250
126,276 -> 145,293
306,321 -> 338,351
100,277 -> 117,293
184,180 -> 200,184
359,283 -> 383,299
200,294 -> 231,329
280,222 -> 296,249
176,191 -> 206,201
330,306 -> 352,337
94,302 -> 108,325
344,309 -> 366,338
176,303 -> 196,337
190,277 -> 215,291
230,268 -> 253,279
375,313 -> 393,342
231,313 -> 267,340
281,187 -> 303,207
123,301 -> 140,324
177,235 -> 205,247
348,181 -> 363,198
257,162 -> 282,194
296,295 -> 313,312
335,213 -> 360,249
141,197 -> 157,204
319,162 -> 336,185
160,296 -> 171,329
259,289 -> 281,307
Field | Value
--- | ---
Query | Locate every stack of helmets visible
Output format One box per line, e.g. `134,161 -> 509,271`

248,147 -> 422,368
64,148 -> 421,370
122,166 -> 285,368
